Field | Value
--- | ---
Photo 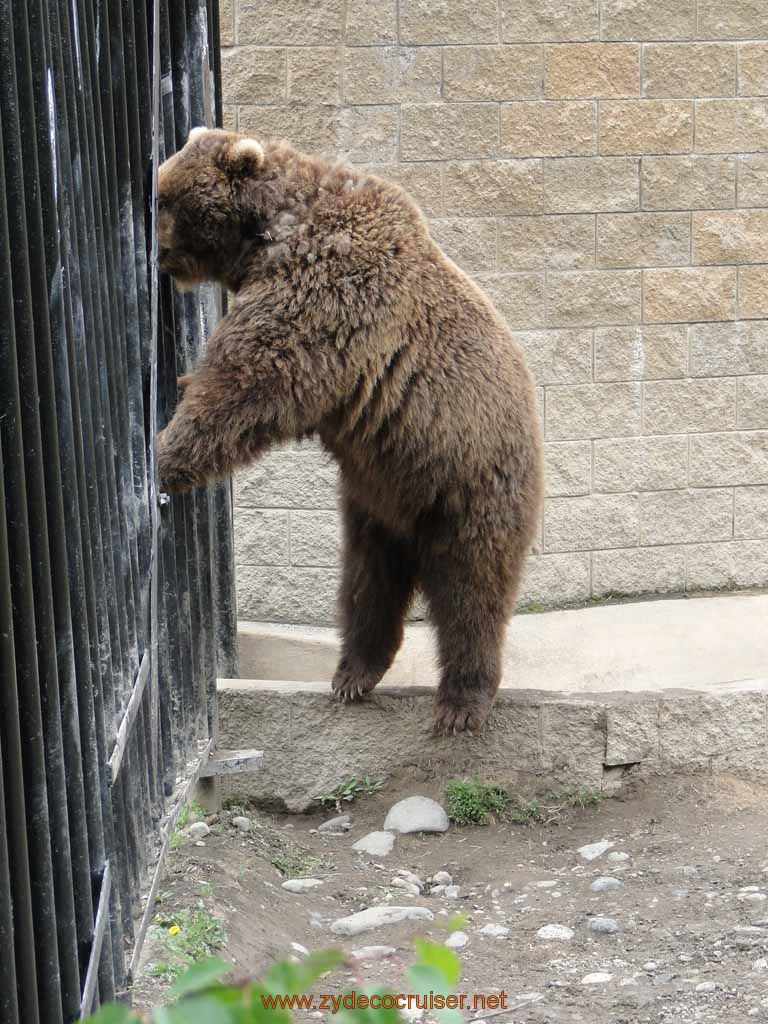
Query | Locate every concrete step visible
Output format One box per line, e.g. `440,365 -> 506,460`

222,594 -> 768,811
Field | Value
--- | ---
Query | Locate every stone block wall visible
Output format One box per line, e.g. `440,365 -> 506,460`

223,0 -> 768,625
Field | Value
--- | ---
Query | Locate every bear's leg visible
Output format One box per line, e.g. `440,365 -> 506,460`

422,544 -> 524,736
332,498 -> 418,703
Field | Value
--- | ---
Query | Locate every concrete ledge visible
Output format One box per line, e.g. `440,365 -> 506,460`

217,678 -> 768,812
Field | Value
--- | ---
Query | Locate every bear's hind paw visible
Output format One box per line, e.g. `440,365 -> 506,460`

432,697 -> 490,737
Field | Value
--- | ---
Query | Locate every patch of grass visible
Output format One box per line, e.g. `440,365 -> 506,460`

317,775 -> 386,810
270,847 -> 327,878
559,787 -> 603,810
147,906 -> 227,982
507,797 -> 544,824
445,778 -> 511,825
176,800 -> 206,831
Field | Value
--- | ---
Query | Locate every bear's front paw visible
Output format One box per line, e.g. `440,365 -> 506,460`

157,431 -> 202,494
331,658 -> 383,704
432,696 -> 491,737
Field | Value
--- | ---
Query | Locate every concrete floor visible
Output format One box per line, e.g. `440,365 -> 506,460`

237,592 -> 768,694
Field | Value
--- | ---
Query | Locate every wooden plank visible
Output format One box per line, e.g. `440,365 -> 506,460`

128,738 -> 214,980
79,860 -> 112,1019
199,748 -> 264,778
108,651 -> 150,785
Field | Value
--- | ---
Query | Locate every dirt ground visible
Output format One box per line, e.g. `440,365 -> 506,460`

134,774 -> 768,1022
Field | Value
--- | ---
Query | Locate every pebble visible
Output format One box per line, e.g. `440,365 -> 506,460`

578,840 -> 614,862
187,822 -> 210,840
282,878 -> 323,893
352,831 -> 395,857
582,973 -> 613,985
194,841 -> 206,847
445,931 -> 469,949
696,982 -> 717,993
589,916 -> 621,935
537,924 -> 574,941
591,877 -> 624,893
383,796 -> 449,834
444,885 -> 461,899
290,942 -> 309,956
479,924 -> 509,938
232,816 -> 252,833
535,881 -> 557,889
644,961 -> 658,971
318,814 -> 352,834
431,871 -> 453,886
608,852 -> 630,864
430,885 -> 446,896
331,906 -> 433,936
350,946 -> 397,961
754,958 -> 768,971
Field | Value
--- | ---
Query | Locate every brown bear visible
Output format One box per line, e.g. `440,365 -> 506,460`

157,127 -> 543,735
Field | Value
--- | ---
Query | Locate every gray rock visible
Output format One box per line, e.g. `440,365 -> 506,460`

578,840 -> 614,861
396,869 -> 424,890
431,871 -> 453,886
430,885 -> 446,896
444,885 -> 461,899
319,814 -> 352,834
391,877 -> 421,896
696,982 -> 717,993
589,916 -> 621,935
331,905 -> 434,937
350,945 -> 397,961
537,924 -> 574,941
591,877 -> 625,893
282,878 -> 323,893
479,924 -> 510,938
232,816 -> 252,833
290,942 -> 309,956
187,822 -> 210,840
607,851 -> 630,864
383,797 -> 449,834
582,973 -> 613,985
445,931 -> 469,949
352,831 -> 395,857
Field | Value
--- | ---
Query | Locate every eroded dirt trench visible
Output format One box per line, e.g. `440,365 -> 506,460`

135,775 -> 768,1023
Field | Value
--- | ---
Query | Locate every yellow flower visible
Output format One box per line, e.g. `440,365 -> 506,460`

168,925 -> 181,936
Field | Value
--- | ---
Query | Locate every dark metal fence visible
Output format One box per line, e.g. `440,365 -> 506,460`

0,0 -> 236,1020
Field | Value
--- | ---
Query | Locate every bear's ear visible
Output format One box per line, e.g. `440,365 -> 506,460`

225,137 -> 265,178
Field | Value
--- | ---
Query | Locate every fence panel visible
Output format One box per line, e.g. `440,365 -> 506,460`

0,0 -> 235,1019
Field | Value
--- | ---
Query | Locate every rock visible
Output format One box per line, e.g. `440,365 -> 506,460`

195,841 -> 206,847
396,869 -> 424,890
232,816 -> 251,833
589,916 -> 621,935
578,840 -> 614,861
331,905 -> 433,936
680,865 -> 699,878
445,931 -> 469,949
384,796 -> 449,834
535,880 -> 558,888
187,822 -> 210,840
391,877 -> 421,896
291,942 -> 309,956
537,924 -> 574,941
430,885 -> 446,896
479,924 -> 510,938
350,945 -> 397,961
644,961 -> 658,971
753,958 -> 768,971
352,831 -> 395,857
319,814 -> 352,834
444,885 -> 461,899
608,852 -> 630,863
431,871 -> 453,885
591,877 -> 624,893
282,878 -> 323,893
582,973 -> 613,985
696,982 -> 717,993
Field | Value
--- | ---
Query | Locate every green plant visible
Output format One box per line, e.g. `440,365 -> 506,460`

317,776 -> 386,810
270,847 -> 328,878
87,936 -> 462,1024
506,798 -> 543,824
146,907 -> 228,982
445,779 -> 510,825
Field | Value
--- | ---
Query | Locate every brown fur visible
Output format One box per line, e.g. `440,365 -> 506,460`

157,128 -> 543,735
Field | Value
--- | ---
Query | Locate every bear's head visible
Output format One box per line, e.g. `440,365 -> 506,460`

157,127 -> 270,289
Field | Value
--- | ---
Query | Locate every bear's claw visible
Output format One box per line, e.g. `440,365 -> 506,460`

432,698 -> 489,737
331,663 -> 381,704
